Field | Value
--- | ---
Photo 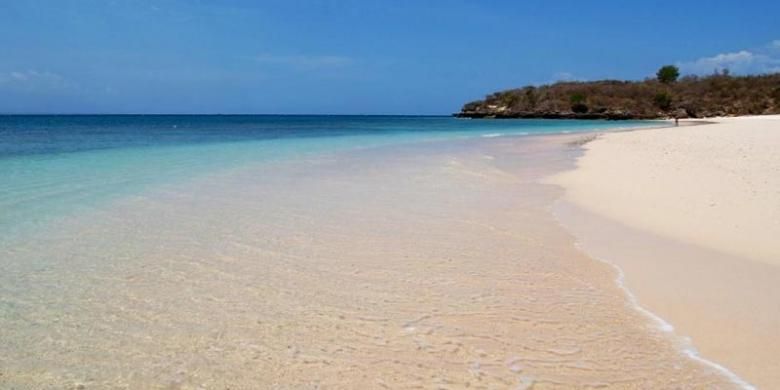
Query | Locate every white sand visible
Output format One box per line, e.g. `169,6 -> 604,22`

550,116 -> 780,388
553,116 -> 780,265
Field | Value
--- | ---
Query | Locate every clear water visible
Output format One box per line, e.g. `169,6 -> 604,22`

2,115 -> 738,389
0,115 -> 659,239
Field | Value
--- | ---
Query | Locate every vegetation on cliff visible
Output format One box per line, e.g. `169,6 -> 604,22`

458,66 -> 780,119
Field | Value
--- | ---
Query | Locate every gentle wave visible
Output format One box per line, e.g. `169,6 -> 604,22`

551,204 -> 755,390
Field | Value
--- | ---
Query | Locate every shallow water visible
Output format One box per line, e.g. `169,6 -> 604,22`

0,115 -> 658,239
1,116 -> 734,388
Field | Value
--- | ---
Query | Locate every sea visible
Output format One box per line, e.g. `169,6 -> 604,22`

3,115 -> 746,389
0,115 -> 656,240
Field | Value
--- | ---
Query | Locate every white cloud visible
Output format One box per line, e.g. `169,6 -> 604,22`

553,72 -> 575,81
680,50 -> 757,73
678,40 -> 780,75
545,71 -> 586,85
10,71 -> 29,81
0,70 -> 75,89
254,54 -> 352,70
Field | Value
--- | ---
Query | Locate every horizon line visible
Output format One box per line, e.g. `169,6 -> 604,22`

0,113 -> 456,117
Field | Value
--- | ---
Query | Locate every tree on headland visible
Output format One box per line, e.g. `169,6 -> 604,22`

657,65 -> 680,84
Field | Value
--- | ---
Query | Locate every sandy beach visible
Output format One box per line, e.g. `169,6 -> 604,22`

4,1 -> 778,388
550,116 -> 780,388
0,132 -> 741,389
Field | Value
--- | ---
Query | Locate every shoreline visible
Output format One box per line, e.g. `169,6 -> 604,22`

547,122 -> 755,389
548,115 -> 780,388
1,127 -> 739,388
557,213 -> 756,390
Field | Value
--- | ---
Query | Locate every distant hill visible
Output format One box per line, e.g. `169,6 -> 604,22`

457,71 -> 780,120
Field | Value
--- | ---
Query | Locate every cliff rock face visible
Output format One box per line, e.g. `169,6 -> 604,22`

457,73 -> 780,120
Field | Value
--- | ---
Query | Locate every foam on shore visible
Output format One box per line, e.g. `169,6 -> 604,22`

565,223 -> 756,390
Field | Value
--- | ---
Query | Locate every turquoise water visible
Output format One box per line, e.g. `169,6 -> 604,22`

0,115 -> 659,239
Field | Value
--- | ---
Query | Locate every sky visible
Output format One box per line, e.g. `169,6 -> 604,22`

1,0 -> 779,115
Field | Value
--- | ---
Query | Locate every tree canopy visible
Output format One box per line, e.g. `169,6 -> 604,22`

657,65 -> 680,84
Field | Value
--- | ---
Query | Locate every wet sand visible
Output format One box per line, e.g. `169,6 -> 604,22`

550,116 -> 780,389
0,135 -> 736,388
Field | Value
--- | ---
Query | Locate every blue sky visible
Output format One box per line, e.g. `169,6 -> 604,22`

1,0 -> 779,114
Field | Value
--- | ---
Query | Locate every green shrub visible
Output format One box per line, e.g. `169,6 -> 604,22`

517,88 -> 535,110
654,92 -> 673,111
569,93 -> 586,104
571,103 -> 589,113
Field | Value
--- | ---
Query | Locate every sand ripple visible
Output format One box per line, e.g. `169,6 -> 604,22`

0,137 -> 736,388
